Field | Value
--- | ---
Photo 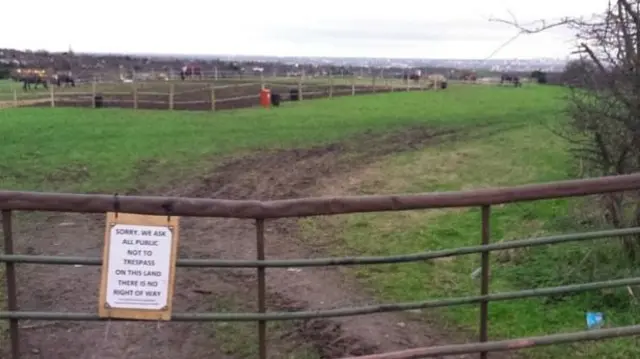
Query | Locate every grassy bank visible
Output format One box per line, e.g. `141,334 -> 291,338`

301,118 -> 640,358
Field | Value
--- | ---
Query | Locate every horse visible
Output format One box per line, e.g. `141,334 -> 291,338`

459,71 -> 477,81
403,69 -> 422,84
180,64 -> 202,80
500,74 -> 522,87
21,73 -> 49,90
52,72 -> 75,87
14,69 -> 49,90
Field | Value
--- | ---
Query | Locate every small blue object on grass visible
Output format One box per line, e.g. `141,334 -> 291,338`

586,312 -> 604,329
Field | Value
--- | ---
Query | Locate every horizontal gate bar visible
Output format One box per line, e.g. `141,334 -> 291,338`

3,276 -> 640,321
1,173 -> 640,218
338,324 -> 640,359
2,226 -> 638,267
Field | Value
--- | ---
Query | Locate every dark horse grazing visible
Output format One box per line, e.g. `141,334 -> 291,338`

52,72 -> 76,87
500,74 -> 522,87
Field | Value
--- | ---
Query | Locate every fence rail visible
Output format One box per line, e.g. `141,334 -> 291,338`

0,74 -> 457,111
340,324 -> 640,359
0,172 -> 638,218
3,172 -> 640,358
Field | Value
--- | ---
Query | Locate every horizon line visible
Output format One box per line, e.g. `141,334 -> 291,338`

1,47 -> 568,62
80,51 -> 569,62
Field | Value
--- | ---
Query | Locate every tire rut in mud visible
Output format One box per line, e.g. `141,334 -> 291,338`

5,122 -> 517,359
169,122 -> 516,359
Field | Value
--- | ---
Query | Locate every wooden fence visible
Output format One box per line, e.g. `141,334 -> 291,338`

0,74 -> 451,111
4,173 -> 640,358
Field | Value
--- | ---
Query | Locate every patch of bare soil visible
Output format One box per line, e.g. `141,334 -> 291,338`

0,98 -> 50,109
4,122 -> 517,359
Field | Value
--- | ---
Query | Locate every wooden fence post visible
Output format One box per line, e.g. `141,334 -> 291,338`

91,80 -> 97,108
328,72 -> 334,98
12,89 -> 17,107
132,83 -> 138,109
372,74 -> 376,93
298,73 -> 304,101
168,84 -> 175,110
210,83 -> 216,111
351,75 -> 356,96
49,85 -> 55,108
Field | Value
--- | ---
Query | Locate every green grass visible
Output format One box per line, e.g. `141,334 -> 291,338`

298,103 -> 640,357
0,79 -> 13,89
0,84 -> 565,192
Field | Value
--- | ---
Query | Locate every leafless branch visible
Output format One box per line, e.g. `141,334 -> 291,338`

483,32 -> 522,60
492,1 -> 640,260
488,16 -> 575,35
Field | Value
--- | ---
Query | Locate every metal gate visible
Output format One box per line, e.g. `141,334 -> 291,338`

2,173 -> 640,358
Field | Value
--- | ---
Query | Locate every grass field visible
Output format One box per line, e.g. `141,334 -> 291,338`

0,83 -> 636,357
0,84 -> 538,192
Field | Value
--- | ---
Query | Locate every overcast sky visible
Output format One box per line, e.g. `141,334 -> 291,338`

2,0 -> 608,59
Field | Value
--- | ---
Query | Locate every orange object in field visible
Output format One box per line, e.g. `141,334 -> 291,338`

260,88 -> 271,108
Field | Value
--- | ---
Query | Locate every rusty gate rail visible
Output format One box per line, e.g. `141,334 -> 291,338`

2,172 -> 640,359
1,173 -> 639,218
2,226 -> 640,268
338,324 -> 640,359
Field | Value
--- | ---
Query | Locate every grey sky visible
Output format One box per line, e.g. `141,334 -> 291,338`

3,0 -> 608,59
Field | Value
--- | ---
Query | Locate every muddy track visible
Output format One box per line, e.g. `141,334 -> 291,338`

4,122 -> 519,359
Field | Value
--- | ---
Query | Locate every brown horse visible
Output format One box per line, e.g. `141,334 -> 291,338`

459,71 -> 477,81
180,64 -> 202,80
500,74 -> 522,87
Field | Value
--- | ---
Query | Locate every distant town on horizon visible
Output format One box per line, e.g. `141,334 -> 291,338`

81,51 -> 570,72
1,46 -> 570,72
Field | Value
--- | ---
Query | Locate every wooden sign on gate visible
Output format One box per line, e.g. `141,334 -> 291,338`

98,212 -> 180,321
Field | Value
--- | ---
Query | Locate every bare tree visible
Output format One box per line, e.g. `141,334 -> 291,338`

494,1 -> 640,260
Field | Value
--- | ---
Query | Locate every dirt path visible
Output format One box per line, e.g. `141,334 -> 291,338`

5,123 -> 519,359
0,99 -> 50,109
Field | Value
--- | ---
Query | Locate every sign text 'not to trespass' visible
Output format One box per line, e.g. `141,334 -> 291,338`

98,212 -> 180,321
